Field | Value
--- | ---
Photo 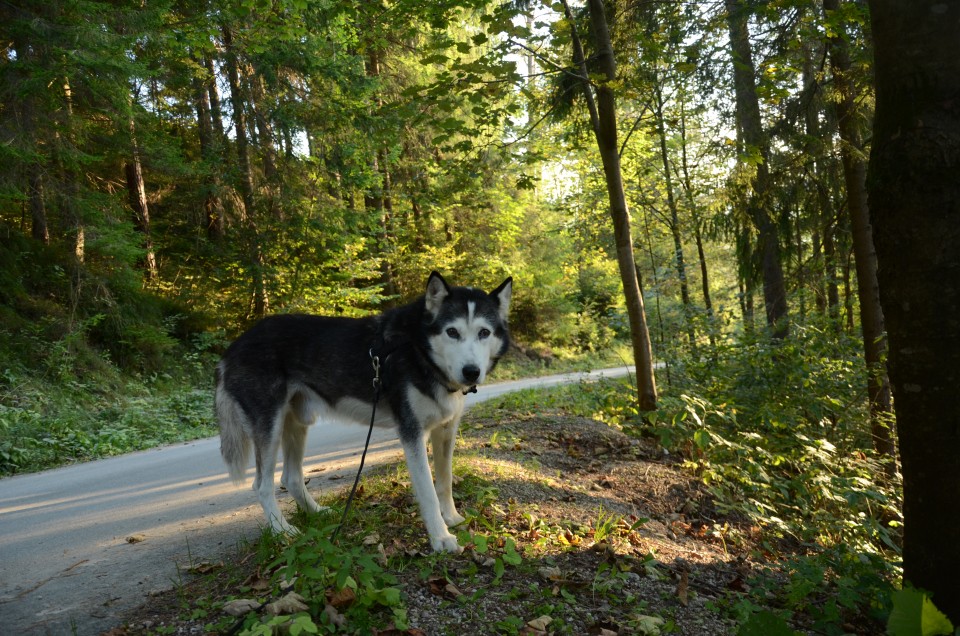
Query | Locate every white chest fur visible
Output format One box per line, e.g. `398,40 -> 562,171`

406,384 -> 465,432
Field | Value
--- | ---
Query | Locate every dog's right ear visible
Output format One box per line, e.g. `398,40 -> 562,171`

490,276 -> 513,322
425,271 -> 450,317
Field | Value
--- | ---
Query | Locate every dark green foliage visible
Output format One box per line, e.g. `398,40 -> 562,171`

480,317 -> 901,633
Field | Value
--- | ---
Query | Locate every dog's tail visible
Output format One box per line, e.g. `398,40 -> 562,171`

215,361 -> 251,485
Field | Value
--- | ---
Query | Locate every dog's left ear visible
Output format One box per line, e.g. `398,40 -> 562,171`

425,271 -> 450,317
490,276 -> 513,322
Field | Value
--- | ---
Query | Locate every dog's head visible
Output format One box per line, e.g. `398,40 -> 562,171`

423,271 -> 512,389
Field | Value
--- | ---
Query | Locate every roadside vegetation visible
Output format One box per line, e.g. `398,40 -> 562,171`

111,321 -> 916,636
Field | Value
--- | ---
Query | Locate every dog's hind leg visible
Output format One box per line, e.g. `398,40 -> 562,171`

254,416 -> 298,535
401,434 -> 462,553
280,413 -> 324,514
431,419 -> 465,528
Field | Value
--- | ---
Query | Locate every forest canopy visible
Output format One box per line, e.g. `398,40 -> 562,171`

2,0 -> 872,354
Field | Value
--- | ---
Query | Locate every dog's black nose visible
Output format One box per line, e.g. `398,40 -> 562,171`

462,365 -> 481,383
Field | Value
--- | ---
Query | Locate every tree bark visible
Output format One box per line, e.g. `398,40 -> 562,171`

125,117 -> 158,281
652,80 -> 693,345
204,54 -> 226,146
562,0 -> 658,411
866,0 -> 960,622
222,25 -> 255,219
194,70 -> 225,240
824,0 -> 895,471
13,37 -> 50,245
222,23 -> 268,318
725,0 -> 789,339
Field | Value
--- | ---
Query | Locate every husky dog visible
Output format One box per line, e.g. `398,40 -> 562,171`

215,272 -> 512,553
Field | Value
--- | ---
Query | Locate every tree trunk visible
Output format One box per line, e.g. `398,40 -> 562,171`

222,25 -> 255,218
13,37 -> 50,245
194,70 -> 225,240
204,54 -> 226,146
725,0 -> 789,339
249,71 -> 280,219
824,0 -> 895,471
27,169 -> 49,245
677,100 -> 712,318
222,23 -> 267,318
652,80 -> 694,346
562,0 -> 658,411
867,0 -> 960,622
365,49 -> 399,302
125,115 -> 158,281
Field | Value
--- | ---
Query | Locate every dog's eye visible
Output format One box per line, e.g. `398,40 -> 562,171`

478,328 -> 491,340
446,327 -> 460,339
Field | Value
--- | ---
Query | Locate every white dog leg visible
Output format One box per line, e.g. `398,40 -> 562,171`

280,416 -> 323,514
431,420 -> 465,527
255,425 -> 298,535
402,435 -> 462,553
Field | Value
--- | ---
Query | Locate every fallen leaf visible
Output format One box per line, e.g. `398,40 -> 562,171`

376,542 -> 388,566
188,561 -> 219,574
444,582 -> 463,598
676,569 -> 689,606
222,599 -> 260,616
323,603 -> 346,627
635,614 -> 665,635
588,627 -> 619,636
327,586 -> 356,609
527,615 -> 552,631
727,575 -> 749,593
363,533 -> 381,545
244,573 -> 271,592
265,591 -> 309,615
427,575 -> 463,600
538,566 -> 563,582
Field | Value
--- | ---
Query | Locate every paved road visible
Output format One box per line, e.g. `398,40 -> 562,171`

0,367 -> 633,635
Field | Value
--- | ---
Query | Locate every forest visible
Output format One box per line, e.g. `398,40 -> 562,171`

1,0 -> 958,634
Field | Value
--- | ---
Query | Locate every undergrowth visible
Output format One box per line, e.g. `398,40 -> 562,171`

121,318 -> 934,636
0,318 -> 222,475
472,323 -> 905,633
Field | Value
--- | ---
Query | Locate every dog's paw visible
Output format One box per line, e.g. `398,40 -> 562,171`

431,532 -> 463,554
269,519 -> 300,536
300,500 -> 326,514
442,510 -> 466,528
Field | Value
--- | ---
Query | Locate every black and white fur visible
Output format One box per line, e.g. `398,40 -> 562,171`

215,272 -> 512,553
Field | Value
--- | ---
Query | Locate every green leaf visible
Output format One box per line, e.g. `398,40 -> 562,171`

503,538 -> 522,565
887,588 -> 955,636
473,534 -> 489,553
693,429 -> 711,451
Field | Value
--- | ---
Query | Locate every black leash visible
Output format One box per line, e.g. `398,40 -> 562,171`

223,352 -> 382,636
330,349 -> 381,544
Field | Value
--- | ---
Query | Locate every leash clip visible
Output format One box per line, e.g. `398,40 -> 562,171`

369,349 -> 381,389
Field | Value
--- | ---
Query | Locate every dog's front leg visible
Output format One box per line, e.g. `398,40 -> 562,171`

401,434 -> 463,553
431,420 -> 465,528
